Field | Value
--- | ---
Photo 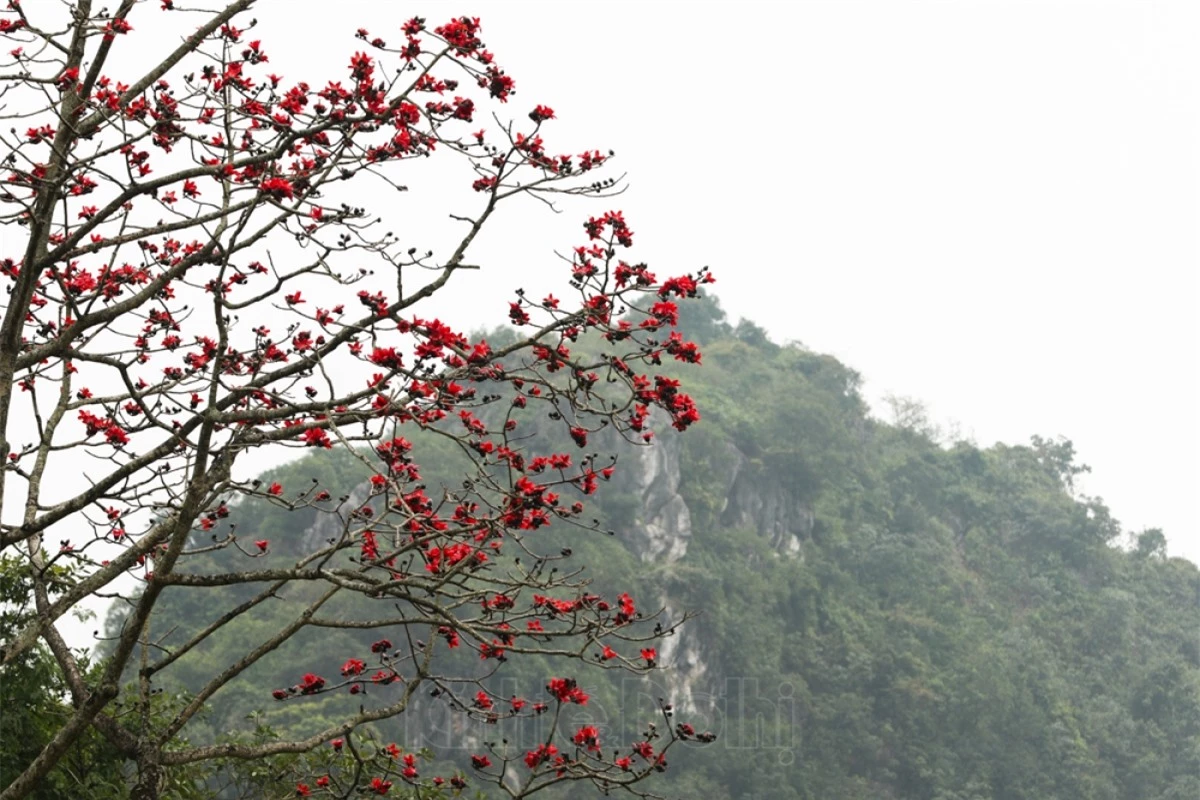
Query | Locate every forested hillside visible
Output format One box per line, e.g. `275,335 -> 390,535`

87,295 -> 1200,800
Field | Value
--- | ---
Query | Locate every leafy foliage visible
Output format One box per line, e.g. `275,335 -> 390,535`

92,294 -> 1199,799
0,558 -> 126,798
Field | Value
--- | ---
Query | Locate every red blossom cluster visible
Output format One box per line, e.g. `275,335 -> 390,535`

0,6 -> 715,798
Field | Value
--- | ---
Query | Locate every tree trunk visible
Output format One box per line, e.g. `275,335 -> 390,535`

130,747 -> 161,800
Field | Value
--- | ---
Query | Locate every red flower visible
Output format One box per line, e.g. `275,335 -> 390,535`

260,176 -> 294,199
102,18 -> 132,38
369,776 -> 392,795
615,592 -> 636,623
254,540 -> 269,552
268,482 -> 283,496
302,428 -> 331,449
650,300 -> 679,326
600,644 -> 617,661
641,647 -> 657,667
369,347 -> 404,370
341,658 -> 365,677
372,669 -> 398,685
508,302 -> 530,326
573,724 -> 601,752
524,743 -> 558,769
658,275 -> 699,298
529,105 -> 555,122
470,754 -> 491,769
297,673 -> 325,694
25,125 -> 54,143
547,677 -> 588,705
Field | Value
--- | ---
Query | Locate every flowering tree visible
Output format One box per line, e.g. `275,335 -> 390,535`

0,3 -> 713,798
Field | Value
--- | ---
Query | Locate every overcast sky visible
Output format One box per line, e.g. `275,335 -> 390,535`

257,0 -> 1194,560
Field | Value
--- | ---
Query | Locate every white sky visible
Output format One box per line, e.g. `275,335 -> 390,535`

282,0 -> 1195,561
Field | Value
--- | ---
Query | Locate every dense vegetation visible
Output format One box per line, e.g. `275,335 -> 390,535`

11,295 -> 1198,799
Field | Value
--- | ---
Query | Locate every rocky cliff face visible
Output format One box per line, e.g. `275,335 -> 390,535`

609,422 -> 694,564
608,419 -> 816,714
720,456 -> 814,557
613,423 -> 815,565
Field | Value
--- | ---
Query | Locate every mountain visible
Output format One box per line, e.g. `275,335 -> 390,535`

103,293 -> 1200,800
